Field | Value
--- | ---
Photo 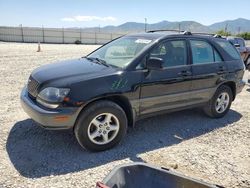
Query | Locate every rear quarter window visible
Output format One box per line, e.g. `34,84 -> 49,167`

215,40 -> 241,60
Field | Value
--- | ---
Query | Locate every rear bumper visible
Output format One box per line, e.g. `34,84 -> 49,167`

236,80 -> 245,94
20,86 -> 80,130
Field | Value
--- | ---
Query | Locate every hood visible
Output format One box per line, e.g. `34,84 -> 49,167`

31,58 -> 116,84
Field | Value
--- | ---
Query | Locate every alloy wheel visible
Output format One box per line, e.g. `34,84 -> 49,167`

215,92 -> 230,113
87,113 -> 120,145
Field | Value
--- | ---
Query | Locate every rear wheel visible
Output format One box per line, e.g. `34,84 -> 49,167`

204,85 -> 233,118
74,100 -> 127,152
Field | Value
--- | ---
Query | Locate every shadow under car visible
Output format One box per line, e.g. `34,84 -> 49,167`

6,108 -> 242,178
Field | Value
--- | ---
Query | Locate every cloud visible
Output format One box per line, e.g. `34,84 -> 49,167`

61,16 -> 117,22
61,17 -> 76,22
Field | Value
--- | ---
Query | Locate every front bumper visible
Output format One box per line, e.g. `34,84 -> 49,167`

20,86 -> 81,130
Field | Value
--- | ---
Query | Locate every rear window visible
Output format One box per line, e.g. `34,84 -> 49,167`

236,38 -> 245,47
215,40 -> 241,60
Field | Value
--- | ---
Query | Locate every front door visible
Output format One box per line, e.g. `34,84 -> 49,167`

139,39 -> 193,115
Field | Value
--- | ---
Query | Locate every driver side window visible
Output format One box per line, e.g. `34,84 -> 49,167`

149,40 -> 187,68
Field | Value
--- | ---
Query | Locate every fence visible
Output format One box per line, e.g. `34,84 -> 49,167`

0,26 -> 125,44
1,26 -> 250,46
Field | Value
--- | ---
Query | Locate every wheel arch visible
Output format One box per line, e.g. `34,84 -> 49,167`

75,95 -> 135,130
220,81 -> 236,100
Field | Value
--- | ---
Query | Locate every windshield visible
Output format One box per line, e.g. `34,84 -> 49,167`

88,37 -> 153,68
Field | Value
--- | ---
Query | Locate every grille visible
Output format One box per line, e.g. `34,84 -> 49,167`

27,76 -> 40,97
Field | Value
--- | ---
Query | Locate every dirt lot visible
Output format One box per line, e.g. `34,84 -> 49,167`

0,42 -> 249,188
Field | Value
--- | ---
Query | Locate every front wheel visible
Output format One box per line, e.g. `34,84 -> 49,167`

74,101 -> 127,152
203,85 -> 233,118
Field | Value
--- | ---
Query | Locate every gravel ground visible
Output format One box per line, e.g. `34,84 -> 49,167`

0,42 -> 249,188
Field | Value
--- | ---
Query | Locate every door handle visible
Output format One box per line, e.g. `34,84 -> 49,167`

217,66 -> 226,74
178,70 -> 192,77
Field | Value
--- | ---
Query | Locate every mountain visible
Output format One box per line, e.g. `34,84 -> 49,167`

102,21 -> 213,33
80,18 -> 250,34
209,18 -> 250,33
104,22 -> 145,33
147,21 -> 212,32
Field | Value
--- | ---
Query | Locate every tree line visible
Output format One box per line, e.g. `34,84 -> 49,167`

216,30 -> 250,40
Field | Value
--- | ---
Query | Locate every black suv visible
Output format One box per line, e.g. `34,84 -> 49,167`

21,30 -> 245,151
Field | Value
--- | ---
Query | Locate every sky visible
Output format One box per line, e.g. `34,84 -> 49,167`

0,0 -> 250,28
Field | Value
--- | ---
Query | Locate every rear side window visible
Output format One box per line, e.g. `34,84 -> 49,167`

190,40 -> 219,64
215,40 -> 241,60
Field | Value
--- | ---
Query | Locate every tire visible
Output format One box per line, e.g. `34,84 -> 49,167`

246,57 -> 250,71
203,85 -> 233,118
74,100 -> 127,152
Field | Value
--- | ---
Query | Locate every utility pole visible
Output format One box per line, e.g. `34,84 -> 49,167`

20,24 -> 24,42
144,18 -> 147,32
80,28 -> 82,42
238,27 -> 241,35
42,25 -> 45,43
62,27 -> 64,44
224,23 -> 229,36
225,23 -> 228,33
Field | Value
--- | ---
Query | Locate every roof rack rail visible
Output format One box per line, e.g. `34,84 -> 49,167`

183,31 -> 192,35
146,30 -> 223,38
192,32 -> 214,36
213,34 -> 222,38
192,32 -> 222,38
147,29 -> 185,33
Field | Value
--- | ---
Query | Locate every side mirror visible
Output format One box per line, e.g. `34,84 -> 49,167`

234,43 -> 240,48
146,57 -> 164,70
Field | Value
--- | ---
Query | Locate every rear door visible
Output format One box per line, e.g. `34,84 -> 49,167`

189,39 -> 227,104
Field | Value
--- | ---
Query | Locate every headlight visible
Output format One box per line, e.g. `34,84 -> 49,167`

37,87 -> 70,108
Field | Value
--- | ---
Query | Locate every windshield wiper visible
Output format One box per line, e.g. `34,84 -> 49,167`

95,58 -> 110,67
85,57 -> 109,67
